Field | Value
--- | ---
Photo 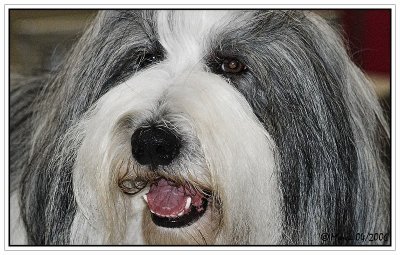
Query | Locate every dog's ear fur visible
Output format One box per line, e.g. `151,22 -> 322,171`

246,11 -> 390,244
10,75 -> 46,191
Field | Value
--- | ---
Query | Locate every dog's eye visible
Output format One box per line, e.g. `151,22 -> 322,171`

221,58 -> 247,74
138,52 -> 162,69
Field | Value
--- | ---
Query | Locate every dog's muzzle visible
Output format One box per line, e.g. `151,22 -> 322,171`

130,125 -> 210,228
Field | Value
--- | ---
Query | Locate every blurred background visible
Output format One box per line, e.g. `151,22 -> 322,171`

9,9 -> 391,116
10,10 -> 97,76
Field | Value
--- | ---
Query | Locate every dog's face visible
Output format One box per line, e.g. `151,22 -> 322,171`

70,10 -> 281,244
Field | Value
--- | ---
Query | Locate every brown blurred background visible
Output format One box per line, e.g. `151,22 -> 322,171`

10,10 -> 96,76
9,10 -> 390,110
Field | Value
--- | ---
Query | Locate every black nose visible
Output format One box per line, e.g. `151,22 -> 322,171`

131,126 -> 181,167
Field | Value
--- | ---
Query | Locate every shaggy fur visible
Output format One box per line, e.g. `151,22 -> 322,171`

10,10 -> 390,245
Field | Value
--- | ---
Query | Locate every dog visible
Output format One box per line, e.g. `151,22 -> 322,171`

10,10 -> 390,245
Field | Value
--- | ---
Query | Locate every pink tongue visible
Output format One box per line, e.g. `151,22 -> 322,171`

145,178 -> 204,217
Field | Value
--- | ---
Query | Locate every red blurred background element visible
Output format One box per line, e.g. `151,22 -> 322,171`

341,9 -> 391,75
341,10 -> 391,165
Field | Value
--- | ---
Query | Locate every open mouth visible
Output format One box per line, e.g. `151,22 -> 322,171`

143,178 -> 210,228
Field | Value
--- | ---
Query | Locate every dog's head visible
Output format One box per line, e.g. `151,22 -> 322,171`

20,10 -> 389,245
69,10 -> 281,244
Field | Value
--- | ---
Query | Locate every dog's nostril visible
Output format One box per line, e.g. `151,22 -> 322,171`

131,126 -> 181,167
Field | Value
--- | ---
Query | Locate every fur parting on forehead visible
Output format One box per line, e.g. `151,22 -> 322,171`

156,10 -> 253,61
